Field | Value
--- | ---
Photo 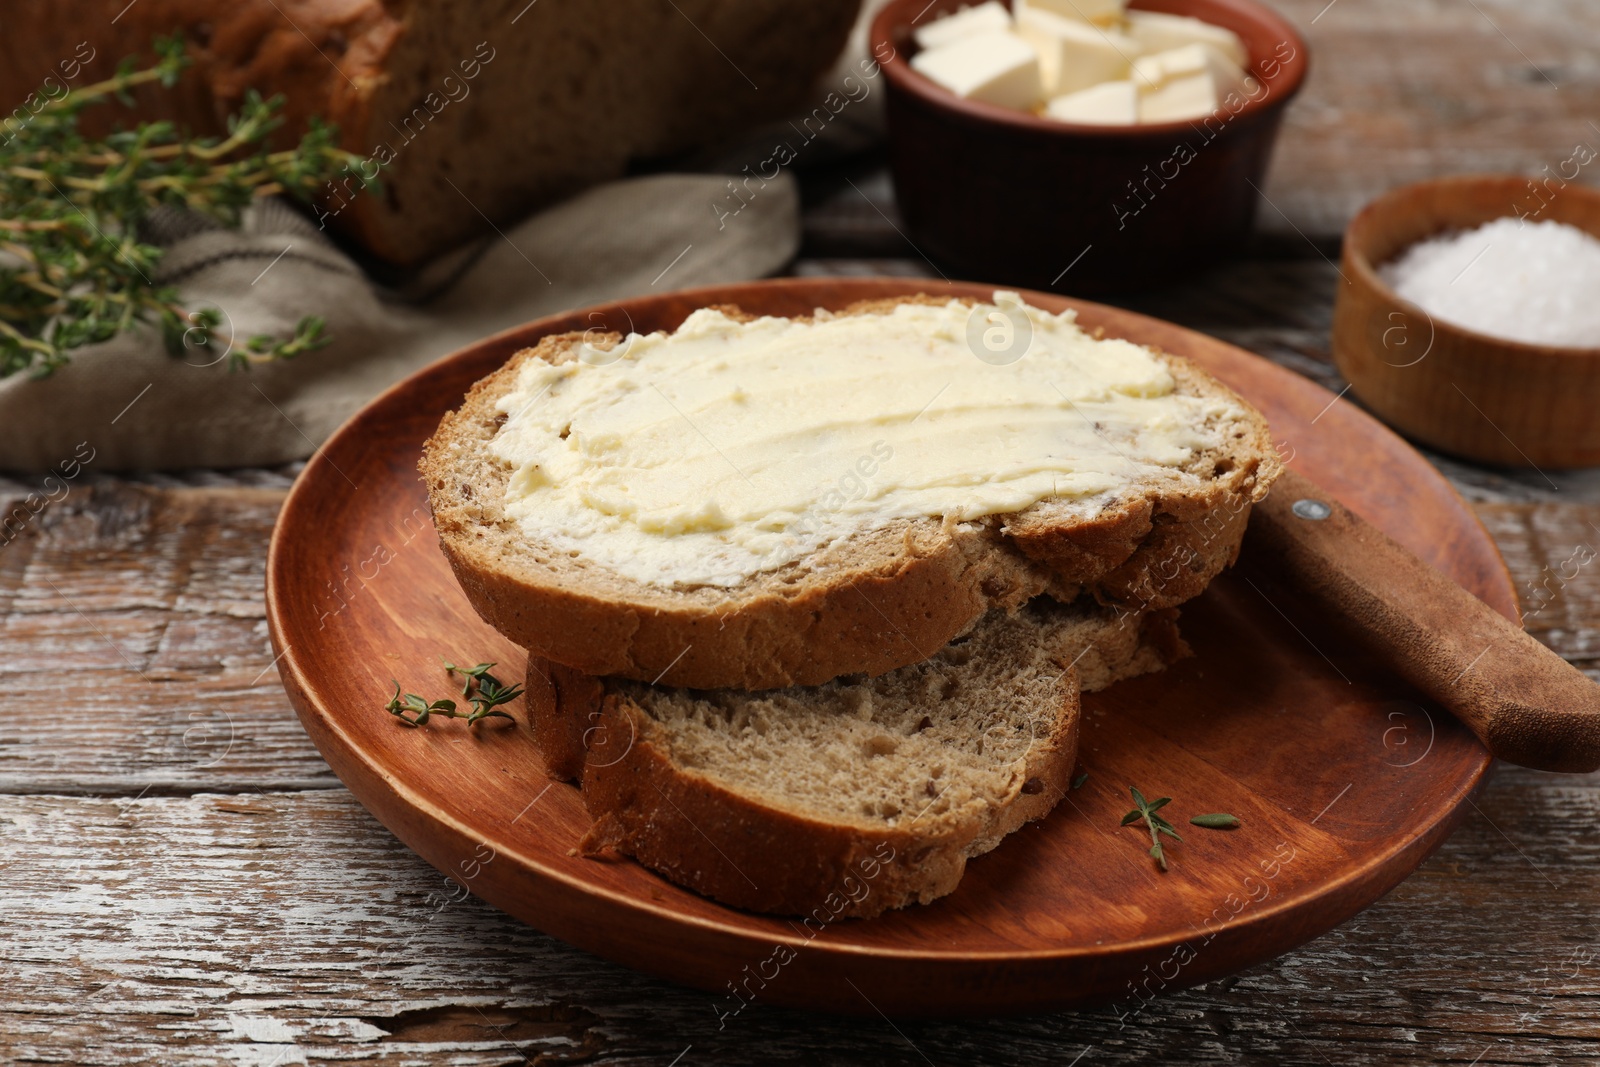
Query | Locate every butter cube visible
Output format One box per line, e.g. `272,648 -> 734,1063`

1130,52 -> 1167,90
913,1 -> 1012,50
1125,10 -> 1248,67
1045,79 -> 1138,125
1016,0 -> 1127,27
1139,72 -> 1220,123
1131,43 -> 1248,122
1156,42 -> 1246,85
910,30 -> 1044,111
1016,5 -> 1137,96
1135,44 -> 1249,123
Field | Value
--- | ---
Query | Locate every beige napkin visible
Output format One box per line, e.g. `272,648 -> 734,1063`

0,172 -> 800,472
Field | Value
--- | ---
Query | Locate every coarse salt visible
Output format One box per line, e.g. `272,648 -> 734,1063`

1379,217 -> 1600,348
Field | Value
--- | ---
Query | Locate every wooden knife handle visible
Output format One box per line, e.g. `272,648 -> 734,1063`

1245,468 -> 1600,773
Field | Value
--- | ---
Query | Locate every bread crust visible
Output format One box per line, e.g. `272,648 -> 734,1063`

530,667 -> 1078,921
3,0 -> 857,264
577,698 -> 1057,919
523,607 -> 1185,918
423,296 -> 1279,689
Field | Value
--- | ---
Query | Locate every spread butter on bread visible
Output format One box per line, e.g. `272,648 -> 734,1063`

422,292 -> 1280,690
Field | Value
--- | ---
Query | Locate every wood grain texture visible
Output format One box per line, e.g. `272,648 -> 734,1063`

1264,0 -> 1600,240
10,0 -> 1600,1042
1476,502 -> 1600,673
0,484 -> 338,795
2,770 -> 1597,1066
5,295 -> 1600,1057
3,472 -> 1599,1060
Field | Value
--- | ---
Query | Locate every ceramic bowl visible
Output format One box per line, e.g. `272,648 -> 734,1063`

871,0 -> 1310,294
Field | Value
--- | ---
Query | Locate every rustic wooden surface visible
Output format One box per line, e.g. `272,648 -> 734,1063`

8,0 -> 1600,1061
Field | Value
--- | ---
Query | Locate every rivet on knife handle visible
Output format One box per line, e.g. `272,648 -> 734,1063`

1246,468 -> 1600,773
1291,498 -> 1332,521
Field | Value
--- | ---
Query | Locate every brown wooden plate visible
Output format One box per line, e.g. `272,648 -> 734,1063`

266,278 -> 1511,1017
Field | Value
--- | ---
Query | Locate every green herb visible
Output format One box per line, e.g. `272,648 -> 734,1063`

1071,770 -> 1089,790
443,659 -> 500,696
385,685 -> 458,728
444,659 -> 525,721
467,674 -> 524,723
387,663 -> 524,729
1190,813 -> 1242,830
1121,786 -> 1183,872
0,35 -> 373,378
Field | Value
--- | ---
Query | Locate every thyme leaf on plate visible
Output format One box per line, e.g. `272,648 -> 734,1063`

1122,787 -> 1183,872
386,660 -> 524,729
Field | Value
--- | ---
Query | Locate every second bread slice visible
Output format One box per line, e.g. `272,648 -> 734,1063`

526,599 -> 1186,919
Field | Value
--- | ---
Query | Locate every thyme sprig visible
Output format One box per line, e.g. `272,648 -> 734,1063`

1120,787 -> 1242,870
1121,787 -> 1183,872
0,35 -> 373,378
386,662 -> 524,729
443,659 -> 500,696
385,686 -> 460,728
449,660 -> 525,722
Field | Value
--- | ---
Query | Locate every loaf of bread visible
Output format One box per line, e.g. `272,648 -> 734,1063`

422,293 -> 1280,690
0,0 -> 859,264
526,600 -> 1187,918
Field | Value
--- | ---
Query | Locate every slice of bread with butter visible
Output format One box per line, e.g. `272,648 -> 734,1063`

421,292 -> 1280,690
524,598 -> 1187,918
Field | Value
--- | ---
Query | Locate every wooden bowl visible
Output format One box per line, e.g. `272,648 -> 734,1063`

871,0 -> 1309,295
1332,175 -> 1600,470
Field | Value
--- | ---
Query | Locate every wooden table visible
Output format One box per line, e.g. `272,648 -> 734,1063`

5,1 -> 1599,1062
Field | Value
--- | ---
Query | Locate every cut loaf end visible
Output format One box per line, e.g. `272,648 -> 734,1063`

2,0 -> 860,265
